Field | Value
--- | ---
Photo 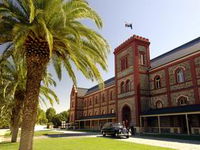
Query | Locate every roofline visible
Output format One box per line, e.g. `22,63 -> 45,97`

151,36 -> 200,62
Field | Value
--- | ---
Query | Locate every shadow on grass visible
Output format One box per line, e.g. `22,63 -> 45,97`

44,132 -> 99,138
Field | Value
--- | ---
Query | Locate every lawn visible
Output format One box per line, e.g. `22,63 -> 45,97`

0,137 -> 174,150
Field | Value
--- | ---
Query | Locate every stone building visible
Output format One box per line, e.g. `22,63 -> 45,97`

69,35 -> 200,135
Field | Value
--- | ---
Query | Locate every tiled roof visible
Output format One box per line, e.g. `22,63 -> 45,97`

79,113 -> 116,120
86,77 -> 115,95
141,104 -> 200,116
150,37 -> 200,69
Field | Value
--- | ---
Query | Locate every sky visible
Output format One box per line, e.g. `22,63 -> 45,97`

46,0 -> 200,113
1,0 -> 200,113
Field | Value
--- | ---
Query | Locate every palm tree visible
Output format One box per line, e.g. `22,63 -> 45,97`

0,55 -> 59,142
0,0 -> 109,149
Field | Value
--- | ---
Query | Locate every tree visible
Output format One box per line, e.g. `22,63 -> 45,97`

0,0 -> 109,150
0,55 -> 59,142
52,111 -> 69,127
46,107 -> 56,123
36,108 -> 47,125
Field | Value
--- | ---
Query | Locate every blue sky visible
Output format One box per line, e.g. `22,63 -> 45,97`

1,0 -> 200,113
46,0 -> 200,113
45,0 -> 200,113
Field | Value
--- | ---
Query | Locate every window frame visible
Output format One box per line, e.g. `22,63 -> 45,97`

120,81 -> 125,94
175,68 -> 185,84
120,55 -> 128,71
177,96 -> 188,106
155,100 -> 163,109
154,75 -> 161,89
125,79 -> 131,92
139,52 -> 145,65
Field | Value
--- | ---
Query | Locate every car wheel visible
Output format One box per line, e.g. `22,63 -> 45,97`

112,133 -> 116,137
102,132 -> 106,137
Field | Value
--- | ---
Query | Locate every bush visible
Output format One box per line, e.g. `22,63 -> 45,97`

52,111 -> 69,128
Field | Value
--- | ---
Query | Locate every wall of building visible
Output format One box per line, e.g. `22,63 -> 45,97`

69,36 -> 200,133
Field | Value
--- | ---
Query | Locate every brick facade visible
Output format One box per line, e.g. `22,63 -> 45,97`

69,35 -> 200,134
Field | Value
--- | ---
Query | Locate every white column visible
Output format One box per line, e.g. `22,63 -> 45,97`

186,114 -> 190,135
158,116 -> 161,134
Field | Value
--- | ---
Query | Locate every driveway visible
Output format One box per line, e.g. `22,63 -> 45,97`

118,135 -> 200,150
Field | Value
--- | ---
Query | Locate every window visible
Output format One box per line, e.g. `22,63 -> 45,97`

72,102 -> 74,107
154,76 -> 161,89
178,96 -> 188,106
121,56 -> 128,71
89,98 -> 92,106
156,101 -> 163,109
125,80 -> 131,92
95,111 -> 98,115
95,96 -> 98,104
176,68 -> 185,83
120,81 -> 125,93
110,91 -> 113,100
102,94 -> 105,102
139,53 -> 145,65
102,110 -> 105,114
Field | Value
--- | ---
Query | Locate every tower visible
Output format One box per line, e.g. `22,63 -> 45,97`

114,35 -> 150,132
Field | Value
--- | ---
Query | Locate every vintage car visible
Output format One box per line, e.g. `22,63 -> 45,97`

101,122 -> 130,138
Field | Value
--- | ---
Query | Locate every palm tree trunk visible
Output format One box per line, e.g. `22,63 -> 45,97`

19,53 -> 49,150
10,94 -> 24,142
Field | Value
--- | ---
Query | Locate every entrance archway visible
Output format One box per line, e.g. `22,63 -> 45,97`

122,105 -> 131,126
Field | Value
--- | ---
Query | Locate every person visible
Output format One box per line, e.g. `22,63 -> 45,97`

125,120 -> 129,130
130,126 -> 135,136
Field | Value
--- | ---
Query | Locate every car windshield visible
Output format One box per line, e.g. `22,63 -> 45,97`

112,123 -> 123,128
102,122 -> 113,128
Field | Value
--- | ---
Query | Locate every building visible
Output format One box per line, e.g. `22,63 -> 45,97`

69,35 -> 200,135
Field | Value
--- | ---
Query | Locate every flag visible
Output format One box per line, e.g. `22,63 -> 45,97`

125,23 -> 132,29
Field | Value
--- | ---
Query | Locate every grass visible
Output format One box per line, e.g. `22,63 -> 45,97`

0,137 -> 174,150
3,130 -> 64,138
142,133 -> 200,141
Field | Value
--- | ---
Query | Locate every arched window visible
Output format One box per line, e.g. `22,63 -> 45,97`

154,76 -> 161,89
156,101 -> 163,109
89,98 -> 92,106
125,80 -> 131,92
176,68 -> 185,83
102,110 -> 105,114
120,81 -> 125,93
110,91 -> 113,100
140,53 -> 145,65
95,96 -> 98,104
102,94 -> 105,102
177,96 -> 188,106
95,111 -> 98,115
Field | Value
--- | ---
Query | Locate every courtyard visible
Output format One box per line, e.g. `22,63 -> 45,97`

1,129 -> 200,150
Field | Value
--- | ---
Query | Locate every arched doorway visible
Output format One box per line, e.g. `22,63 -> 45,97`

122,105 -> 131,126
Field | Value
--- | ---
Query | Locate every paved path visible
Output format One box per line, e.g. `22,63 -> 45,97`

119,136 -> 200,150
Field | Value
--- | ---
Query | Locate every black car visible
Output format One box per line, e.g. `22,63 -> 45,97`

101,122 -> 130,138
